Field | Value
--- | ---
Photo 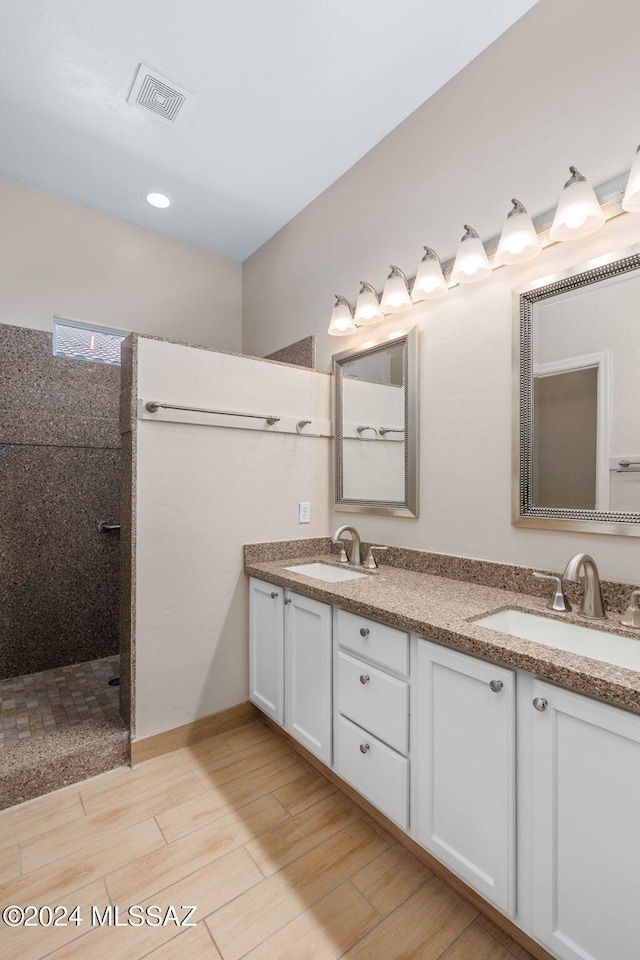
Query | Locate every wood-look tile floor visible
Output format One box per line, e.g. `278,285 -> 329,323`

0,719 -> 535,960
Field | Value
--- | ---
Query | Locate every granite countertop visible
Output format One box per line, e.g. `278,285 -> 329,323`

244,552 -> 640,714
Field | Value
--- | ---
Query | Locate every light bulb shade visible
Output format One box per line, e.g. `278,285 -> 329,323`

549,168 -> 604,241
495,200 -> 542,265
328,296 -> 355,336
354,283 -> 384,325
622,146 -> 640,213
451,226 -> 492,284
380,266 -> 412,313
412,248 -> 447,301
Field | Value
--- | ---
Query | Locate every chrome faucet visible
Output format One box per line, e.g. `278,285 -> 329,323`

533,571 -> 571,612
562,553 -> 606,620
332,525 -> 362,566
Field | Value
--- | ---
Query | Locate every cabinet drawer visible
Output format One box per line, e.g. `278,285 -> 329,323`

335,715 -> 409,830
336,651 -> 409,754
336,609 -> 409,676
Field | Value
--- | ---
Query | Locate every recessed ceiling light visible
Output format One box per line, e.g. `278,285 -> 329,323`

146,192 -> 172,208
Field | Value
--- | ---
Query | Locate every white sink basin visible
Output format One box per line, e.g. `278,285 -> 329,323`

285,562 -> 368,583
476,608 -> 640,672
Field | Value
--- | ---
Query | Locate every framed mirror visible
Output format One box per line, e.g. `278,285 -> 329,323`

333,327 -> 418,517
514,244 -> 640,536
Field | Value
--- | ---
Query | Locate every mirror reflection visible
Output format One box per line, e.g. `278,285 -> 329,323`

333,328 -> 418,517
516,247 -> 640,534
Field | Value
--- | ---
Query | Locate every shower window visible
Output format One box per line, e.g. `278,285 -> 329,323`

53,317 -> 127,365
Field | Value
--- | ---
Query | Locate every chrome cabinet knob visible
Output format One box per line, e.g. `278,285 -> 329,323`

359,674 -> 370,685
359,627 -> 370,638
359,743 -> 370,754
489,680 -> 503,693
284,597 -> 292,605
533,697 -> 548,712
270,592 -> 278,599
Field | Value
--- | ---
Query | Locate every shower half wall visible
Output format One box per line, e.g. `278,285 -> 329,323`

0,323 -> 121,679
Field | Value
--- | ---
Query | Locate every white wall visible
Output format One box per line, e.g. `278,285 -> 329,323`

342,379 -> 405,502
242,0 -> 640,583
134,337 -> 330,739
0,177 -> 242,350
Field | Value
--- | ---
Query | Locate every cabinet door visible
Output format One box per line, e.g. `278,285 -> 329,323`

416,640 -> 516,916
249,578 -> 284,725
531,680 -> 640,960
285,590 -> 332,764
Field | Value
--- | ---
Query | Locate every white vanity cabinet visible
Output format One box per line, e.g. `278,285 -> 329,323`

528,679 -> 640,960
249,577 -> 640,960
334,609 -> 410,830
249,577 -> 285,724
284,590 -> 333,764
416,640 -> 516,916
249,578 -> 332,764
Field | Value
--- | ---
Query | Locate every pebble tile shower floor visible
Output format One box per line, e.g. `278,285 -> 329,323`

0,656 -> 120,747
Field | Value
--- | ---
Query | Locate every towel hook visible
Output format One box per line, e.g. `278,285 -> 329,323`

296,419 -> 322,438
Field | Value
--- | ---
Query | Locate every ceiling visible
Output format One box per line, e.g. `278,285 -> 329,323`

0,0 -> 539,261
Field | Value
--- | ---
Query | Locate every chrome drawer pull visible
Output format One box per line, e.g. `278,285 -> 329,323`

270,592 -> 278,599
359,674 -> 370,685
533,697 -> 548,712
489,679 -> 503,693
359,743 -> 370,754
359,627 -> 370,638
284,598 -> 292,605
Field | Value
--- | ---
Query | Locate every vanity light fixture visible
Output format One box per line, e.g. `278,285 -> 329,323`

327,295 -> 356,336
495,199 -> 542,265
622,145 -> 640,212
451,225 -> 492,284
411,247 -> 448,301
549,166 -> 605,241
326,145 -> 640,336
380,265 -> 412,313
354,282 -> 384,325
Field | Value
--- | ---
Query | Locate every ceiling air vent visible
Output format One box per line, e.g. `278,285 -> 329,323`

127,63 -> 191,124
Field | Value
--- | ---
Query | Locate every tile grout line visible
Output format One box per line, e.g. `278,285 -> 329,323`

14,813 -> 168,881
333,877 -> 438,960
185,767 -> 312,825
233,877 -> 388,960
262,812 -> 388,879
344,877 -> 385,921
194,748 -> 299,789
34,877 -> 112,960
346,876 -> 385,919
202,815 -> 392,954
102,816 -> 273,908
19,771 -> 206,874
242,839 -> 271,880
432,911 -> 482,960
239,804 -> 369,880
272,783 -> 339,819
154,813 -> 170,845
204,919 -> 225,958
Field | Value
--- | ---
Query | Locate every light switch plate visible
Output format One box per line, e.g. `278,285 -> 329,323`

298,502 -> 311,523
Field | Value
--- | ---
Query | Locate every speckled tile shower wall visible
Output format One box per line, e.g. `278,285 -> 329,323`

265,335 -> 316,368
0,323 -> 121,678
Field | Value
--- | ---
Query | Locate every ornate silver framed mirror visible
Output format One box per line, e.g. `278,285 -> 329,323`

333,327 -> 419,517
513,244 -> 640,536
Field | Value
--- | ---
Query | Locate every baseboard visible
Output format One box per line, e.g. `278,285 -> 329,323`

131,701 -> 258,765
261,713 -> 554,960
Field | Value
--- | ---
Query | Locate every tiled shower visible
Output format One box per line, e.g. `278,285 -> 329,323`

0,323 -> 128,804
